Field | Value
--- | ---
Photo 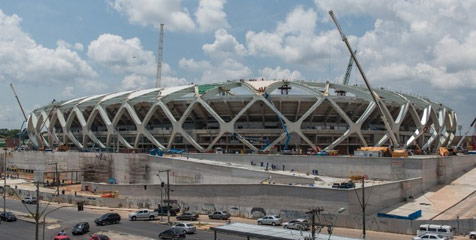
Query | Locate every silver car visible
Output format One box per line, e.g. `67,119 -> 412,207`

257,215 -> 283,226
412,233 -> 448,240
283,219 -> 310,230
172,222 -> 196,234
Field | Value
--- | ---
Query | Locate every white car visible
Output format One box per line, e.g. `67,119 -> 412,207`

257,215 -> 283,226
172,222 -> 196,234
128,209 -> 158,221
413,233 -> 449,240
469,231 -> 476,239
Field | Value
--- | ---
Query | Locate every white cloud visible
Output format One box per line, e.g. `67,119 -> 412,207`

121,74 -> 152,90
245,6 -> 345,68
203,29 -> 246,59
179,58 -> 252,83
87,33 -> 156,75
313,0 -> 476,90
195,0 -> 229,32
0,10 -> 97,85
61,86 -> 74,98
259,66 -> 304,80
111,0 -> 228,32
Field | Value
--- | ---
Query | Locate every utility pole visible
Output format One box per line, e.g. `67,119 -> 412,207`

362,176 -> 366,239
307,207 -> 324,240
158,170 -> 171,223
35,181 -> 40,240
3,147 -> 7,214
167,169 -> 170,223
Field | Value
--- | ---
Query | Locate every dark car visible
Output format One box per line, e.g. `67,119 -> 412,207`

159,228 -> 186,240
154,206 -> 179,216
72,222 -> 89,235
176,212 -> 199,221
0,211 -> 17,222
89,234 -> 110,240
208,211 -> 231,220
95,213 -> 121,225
331,181 -> 355,189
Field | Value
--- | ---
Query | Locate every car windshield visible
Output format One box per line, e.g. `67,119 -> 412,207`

4,212 -> 13,216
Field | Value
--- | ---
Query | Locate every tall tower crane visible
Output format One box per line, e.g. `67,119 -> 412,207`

336,50 -> 356,96
156,24 -> 164,88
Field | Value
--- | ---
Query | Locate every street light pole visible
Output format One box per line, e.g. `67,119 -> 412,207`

328,208 -> 346,240
158,170 -> 171,223
42,205 -> 68,240
35,181 -> 40,240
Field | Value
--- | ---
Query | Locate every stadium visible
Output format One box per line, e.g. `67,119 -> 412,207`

26,79 -> 457,154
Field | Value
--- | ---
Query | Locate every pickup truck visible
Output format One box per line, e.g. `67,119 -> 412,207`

128,209 -> 158,221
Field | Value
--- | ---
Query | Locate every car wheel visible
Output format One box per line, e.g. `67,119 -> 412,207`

258,221 -> 262,225
132,216 -> 137,221
471,235 -> 476,239
149,216 -> 155,220
272,222 -> 276,226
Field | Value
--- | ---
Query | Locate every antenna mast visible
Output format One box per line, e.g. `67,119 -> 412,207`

156,23 -> 164,88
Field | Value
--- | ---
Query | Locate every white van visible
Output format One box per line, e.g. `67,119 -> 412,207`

417,224 -> 454,239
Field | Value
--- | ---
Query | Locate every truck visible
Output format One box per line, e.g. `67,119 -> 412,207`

128,209 -> 159,221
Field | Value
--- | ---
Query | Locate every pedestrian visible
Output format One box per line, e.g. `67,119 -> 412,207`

61,189 -> 65,195
74,191 -> 77,196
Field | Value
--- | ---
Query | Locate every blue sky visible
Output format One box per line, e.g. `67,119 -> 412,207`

0,0 -> 475,132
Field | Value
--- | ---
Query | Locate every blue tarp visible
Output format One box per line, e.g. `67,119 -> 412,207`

377,210 -> 421,220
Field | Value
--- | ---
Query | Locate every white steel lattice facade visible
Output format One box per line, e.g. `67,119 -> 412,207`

27,80 -> 457,153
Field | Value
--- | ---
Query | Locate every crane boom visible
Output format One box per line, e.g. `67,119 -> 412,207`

456,117 -> 476,148
329,10 -> 400,148
343,50 -> 357,85
10,83 -> 28,121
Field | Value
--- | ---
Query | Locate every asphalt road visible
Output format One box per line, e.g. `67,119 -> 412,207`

0,199 -> 243,240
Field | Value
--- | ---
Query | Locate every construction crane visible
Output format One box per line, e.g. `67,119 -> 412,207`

329,10 -> 401,150
10,83 -> 29,148
336,50 -> 357,96
456,117 -> 476,149
263,93 -> 290,151
156,23 -> 164,88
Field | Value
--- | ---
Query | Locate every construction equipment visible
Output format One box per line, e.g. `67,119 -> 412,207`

336,50 -> 357,96
329,10 -> 405,156
456,117 -> 476,149
263,93 -> 290,151
232,133 -> 270,151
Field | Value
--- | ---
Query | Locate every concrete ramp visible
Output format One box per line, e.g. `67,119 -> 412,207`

384,167 -> 476,220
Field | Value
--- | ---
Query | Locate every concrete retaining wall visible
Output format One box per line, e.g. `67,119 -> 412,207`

83,177 -> 422,216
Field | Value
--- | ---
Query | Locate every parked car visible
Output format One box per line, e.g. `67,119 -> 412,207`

257,215 -> 283,226
158,228 -> 186,240
283,219 -> 309,230
71,222 -> 89,235
412,233 -> 449,240
0,211 -> 17,222
332,181 -> 355,189
129,209 -> 158,221
89,234 -> 110,240
208,211 -> 231,220
53,236 -> 70,240
154,206 -> 179,216
172,222 -> 196,234
470,231 -> 476,239
22,196 -> 37,204
176,212 -> 199,221
95,213 -> 121,225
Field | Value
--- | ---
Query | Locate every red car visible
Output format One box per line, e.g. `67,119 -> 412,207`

53,236 -> 70,240
89,234 -> 110,240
